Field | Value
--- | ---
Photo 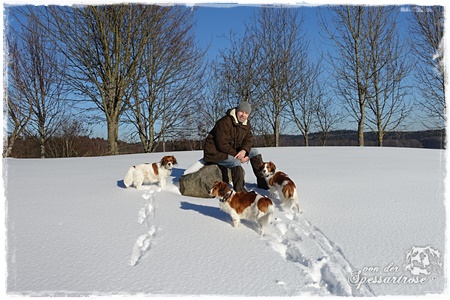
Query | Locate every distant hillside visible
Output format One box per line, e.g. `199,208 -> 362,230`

278,129 -> 445,149
6,129 -> 445,158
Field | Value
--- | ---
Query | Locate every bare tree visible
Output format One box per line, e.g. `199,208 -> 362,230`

409,6 -> 445,129
364,6 -> 412,146
216,28 -> 269,143
196,60 -> 232,138
315,92 -> 344,146
321,6 -> 373,146
252,7 -> 306,147
6,12 -> 67,158
218,29 -> 262,104
286,60 -> 321,147
217,8 -> 316,147
4,40 -> 33,157
21,5 -> 158,155
124,6 -> 205,153
47,118 -> 92,158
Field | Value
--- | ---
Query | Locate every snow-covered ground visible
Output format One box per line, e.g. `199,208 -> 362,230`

2,147 -> 447,297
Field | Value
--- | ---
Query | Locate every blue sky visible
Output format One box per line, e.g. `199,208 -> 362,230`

3,2 -> 442,138
193,5 -> 325,60
194,6 -> 255,58
192,4 -> 414,61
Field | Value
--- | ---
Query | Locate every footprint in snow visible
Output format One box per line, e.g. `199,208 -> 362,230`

276,280 -> 286,286
265,211 -> 374,296
138,191 -> 156,227
141,187 -> 161,195
130,187 -> 161,267
129,226 -> 158,267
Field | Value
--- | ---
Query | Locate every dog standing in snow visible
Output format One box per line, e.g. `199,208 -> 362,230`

260,161 -> 300,213
124,155 -> 177,189
209,181 -> 274,235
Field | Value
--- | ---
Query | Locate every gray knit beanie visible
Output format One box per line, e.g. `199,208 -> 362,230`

236,101 -> 252,115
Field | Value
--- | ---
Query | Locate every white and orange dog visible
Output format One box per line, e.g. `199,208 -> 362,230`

209,181 -> 274,235
260,162 -> 300,213
124,155 -> 177,189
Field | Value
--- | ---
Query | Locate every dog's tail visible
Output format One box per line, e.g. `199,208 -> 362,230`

123,166 -> 136,188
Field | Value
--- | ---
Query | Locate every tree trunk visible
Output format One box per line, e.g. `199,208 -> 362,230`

40,137 -> 45,158
5,133 -> 18,157
377,121 -> 384,147
377,134 -> 383,147
274,115 -> 280,147
321,132 -> 328,146
357,111 -> 365,147
39,119 -> 46,158
107,118 -> 119,155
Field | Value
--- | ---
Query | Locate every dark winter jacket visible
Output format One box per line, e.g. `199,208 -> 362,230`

203,108 -> 253,163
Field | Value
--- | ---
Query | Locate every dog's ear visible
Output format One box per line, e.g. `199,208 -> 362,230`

219,186 -> 227,195
269,162 -> 276,170
172,156 -> 178,164
219,182 -> 229,194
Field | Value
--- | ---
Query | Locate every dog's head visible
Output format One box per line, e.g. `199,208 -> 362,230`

260,161 -> 276,177
209,181 -> 232,202
161,155 -> 177,169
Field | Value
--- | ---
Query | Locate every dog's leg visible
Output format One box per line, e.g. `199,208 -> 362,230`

134,171 -> 145,189
292,190 -> 301,214
257,208 -> 274,236
159,177 -> 166,188
283,198 -> 301,214
269,186 -> 277,198
259,225 -> 265,236
293,189 -> 301,213
257,218 -> 265,236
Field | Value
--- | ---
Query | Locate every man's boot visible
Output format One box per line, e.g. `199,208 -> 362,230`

231,166 -> 245,192
218,164 -> 230,183
250,154 -> 269,190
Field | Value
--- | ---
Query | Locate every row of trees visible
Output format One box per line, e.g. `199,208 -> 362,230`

6,5 -> 205,157
4,5 -> 445,157
8,129 -> 445,158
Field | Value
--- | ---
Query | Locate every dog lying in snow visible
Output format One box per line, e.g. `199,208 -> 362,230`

259,161 -> 300,213
124,155 -> 177,189
209,181 -> 274,235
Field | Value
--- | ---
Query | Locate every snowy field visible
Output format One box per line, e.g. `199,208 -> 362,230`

2,147 -> 447,297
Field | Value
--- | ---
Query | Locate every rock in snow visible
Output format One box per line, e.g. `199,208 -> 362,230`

179,161 -> 233,198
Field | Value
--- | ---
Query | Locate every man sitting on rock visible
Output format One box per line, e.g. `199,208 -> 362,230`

203,101 -> 269,192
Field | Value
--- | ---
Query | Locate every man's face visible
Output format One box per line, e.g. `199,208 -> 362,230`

236,110 -> 249,123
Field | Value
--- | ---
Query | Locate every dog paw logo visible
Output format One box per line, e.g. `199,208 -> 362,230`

404,246 -> 442,276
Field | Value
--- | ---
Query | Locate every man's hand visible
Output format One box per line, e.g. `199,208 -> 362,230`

235,150 -> 249,163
